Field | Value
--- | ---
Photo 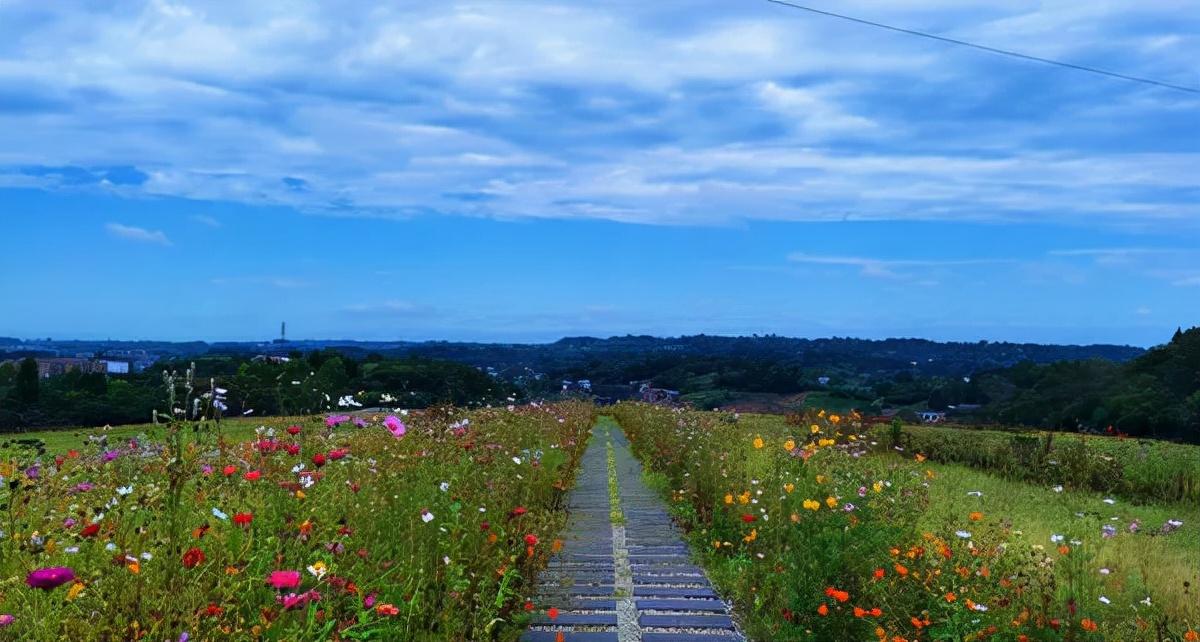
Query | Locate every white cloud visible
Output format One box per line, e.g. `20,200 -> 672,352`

1,1 -> 1196,228
191,214 -> 221,227
105,222 -> 172,246
787,252 -> 1014,279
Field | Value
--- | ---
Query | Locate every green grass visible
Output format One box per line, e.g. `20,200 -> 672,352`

912,455 -> 1199,620
0,415 -> 301,454
800,391 -> 863,414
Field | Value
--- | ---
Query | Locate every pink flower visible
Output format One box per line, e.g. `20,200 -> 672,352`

26,567 -> 75,590
267,570 -> 302,590
277,590 -> 321,610
0,614 -> 12,627
385,415 -> 406,439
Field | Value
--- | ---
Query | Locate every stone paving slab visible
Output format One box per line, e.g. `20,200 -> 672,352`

525,420 -> 744,642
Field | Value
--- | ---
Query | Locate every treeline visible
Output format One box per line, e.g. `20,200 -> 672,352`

0,350 -> 518,431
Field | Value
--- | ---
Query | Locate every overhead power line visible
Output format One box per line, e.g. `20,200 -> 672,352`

762,0 -> 1200,95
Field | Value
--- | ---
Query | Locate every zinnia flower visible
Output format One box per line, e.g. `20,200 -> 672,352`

182,547 -> 205,569
26,567 -> 75,590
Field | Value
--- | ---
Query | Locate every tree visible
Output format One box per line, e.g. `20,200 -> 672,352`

15,358 -> 39,405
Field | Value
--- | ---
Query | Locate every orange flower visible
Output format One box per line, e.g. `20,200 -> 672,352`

1058,545 -> 1070,555
968,512 -> 983,521
1183,630 -> 1199,642
944,592 -> 956,603
817,603 -> 829,616
824,587 -> 850,603
893,563 -> 909,577
1081,618 -> 1098,632
873,568 -> 885,580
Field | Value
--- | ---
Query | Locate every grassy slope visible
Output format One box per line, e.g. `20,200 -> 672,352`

1,415 -> 313,454
912,455 -> 1199,620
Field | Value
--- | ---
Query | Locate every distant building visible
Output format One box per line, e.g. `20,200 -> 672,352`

917,410 -> 946,423
817,376 -> 831,385
101,360 -> 131,375
638,383 -> 680,404
32,358 -> 106,378
577,379 -> 592,392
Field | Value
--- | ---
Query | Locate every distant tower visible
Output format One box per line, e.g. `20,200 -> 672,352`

281,321 -> 286,342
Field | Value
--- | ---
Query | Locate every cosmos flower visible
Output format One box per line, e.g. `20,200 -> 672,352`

267,570 -> 302,590
385,415 -> 406,438
26,567 -> 75,590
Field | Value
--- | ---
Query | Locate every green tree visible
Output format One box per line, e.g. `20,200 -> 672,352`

15,358 -> 39,405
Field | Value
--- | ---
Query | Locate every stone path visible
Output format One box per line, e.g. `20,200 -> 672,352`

523,419 -> 743,642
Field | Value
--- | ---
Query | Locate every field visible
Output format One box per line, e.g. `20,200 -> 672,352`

0,402 -> 595,640
612,403 -> 1200,641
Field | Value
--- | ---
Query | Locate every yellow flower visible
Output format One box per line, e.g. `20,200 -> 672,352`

66,582 -> 85,601
724,493 -> 734,505
810,424 -> 821,434
825,496 -> 838,509
783,483 -> 795,493
713,540 -> 722,549
829,414 -> 841,424
925,469 -> 936,479
803,499 -> 820,511
872,481 -> 883,493
818,438 -> 835,447
225,566 -> 240,575
783,439 -> 796,451
915,454 -> 926,463
815,475 -> 827,484
753,436 -> 764,449
743,528 -> 757,543
295,490 -> 306,499
738,491 -> 751,505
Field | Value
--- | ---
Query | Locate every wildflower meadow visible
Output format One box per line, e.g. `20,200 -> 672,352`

612,403 -> 1200,642
0,378 -> 595,640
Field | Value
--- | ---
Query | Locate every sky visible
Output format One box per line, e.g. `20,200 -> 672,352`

0,1 -> 1197,346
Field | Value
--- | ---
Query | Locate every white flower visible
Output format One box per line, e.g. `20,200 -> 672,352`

966,490 -> 983,497
971,603 -> 988,612
512,457 -> 522,465
1140,596 -> 1152,606
1099,567 -> 1111,575
1099,596 -> 1111,605
307,563 -> 327,579
421,511 -> 435,523
1052,485 -> 1063,493
1050,534 -> 1064,543
439,482 -> 450,493
212,507 -> 229,521
116,485 -> 133,496
955,530 -> 972,539
1103,498 -> 1115,505
141,552 -> 153,561
1167,519 -> 1183,527
65,546 -> 80,554
443,556 -> 451,565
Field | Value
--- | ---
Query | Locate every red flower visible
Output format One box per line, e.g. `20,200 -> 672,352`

547,607 -> 559,620
204,603 -> 223,617
182,547 -> 205,569
233,512 -> 253,526
222,465 -> 237,477
817,603 -> 828,616
741,514 -> 756,523
524,534 -> 539,547
523,601 -> 534,612
480,521 -> 491,531
510,506 -> 528,518
285,444 -> 300,456
243,470 -> 262,481
286,425 -> 302,436
312,453 -> 327,468
80,523 -> 100,538
329,448 -> 348,461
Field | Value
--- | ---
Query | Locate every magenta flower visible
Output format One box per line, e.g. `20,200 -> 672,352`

325,414 -> 351,428
267,570 -> 302,590
0,614 -> 12,626
385,415 -> 406,439
277,589 -> 321,610
102,450 -> 120,462
26,567 -> 75,589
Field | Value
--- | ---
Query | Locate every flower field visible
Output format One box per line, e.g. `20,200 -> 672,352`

611,403 -> 1200,641
0,401 -> 594,641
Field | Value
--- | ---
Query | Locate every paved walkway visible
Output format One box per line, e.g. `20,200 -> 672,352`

523,419 -> 743,642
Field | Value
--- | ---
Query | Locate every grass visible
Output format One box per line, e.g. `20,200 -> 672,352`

0,402 -> 596,641
613,402 -> 1200,641
0,415 -> 303,455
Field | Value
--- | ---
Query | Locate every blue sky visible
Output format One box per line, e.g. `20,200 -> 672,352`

0,1 -> 1197,346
